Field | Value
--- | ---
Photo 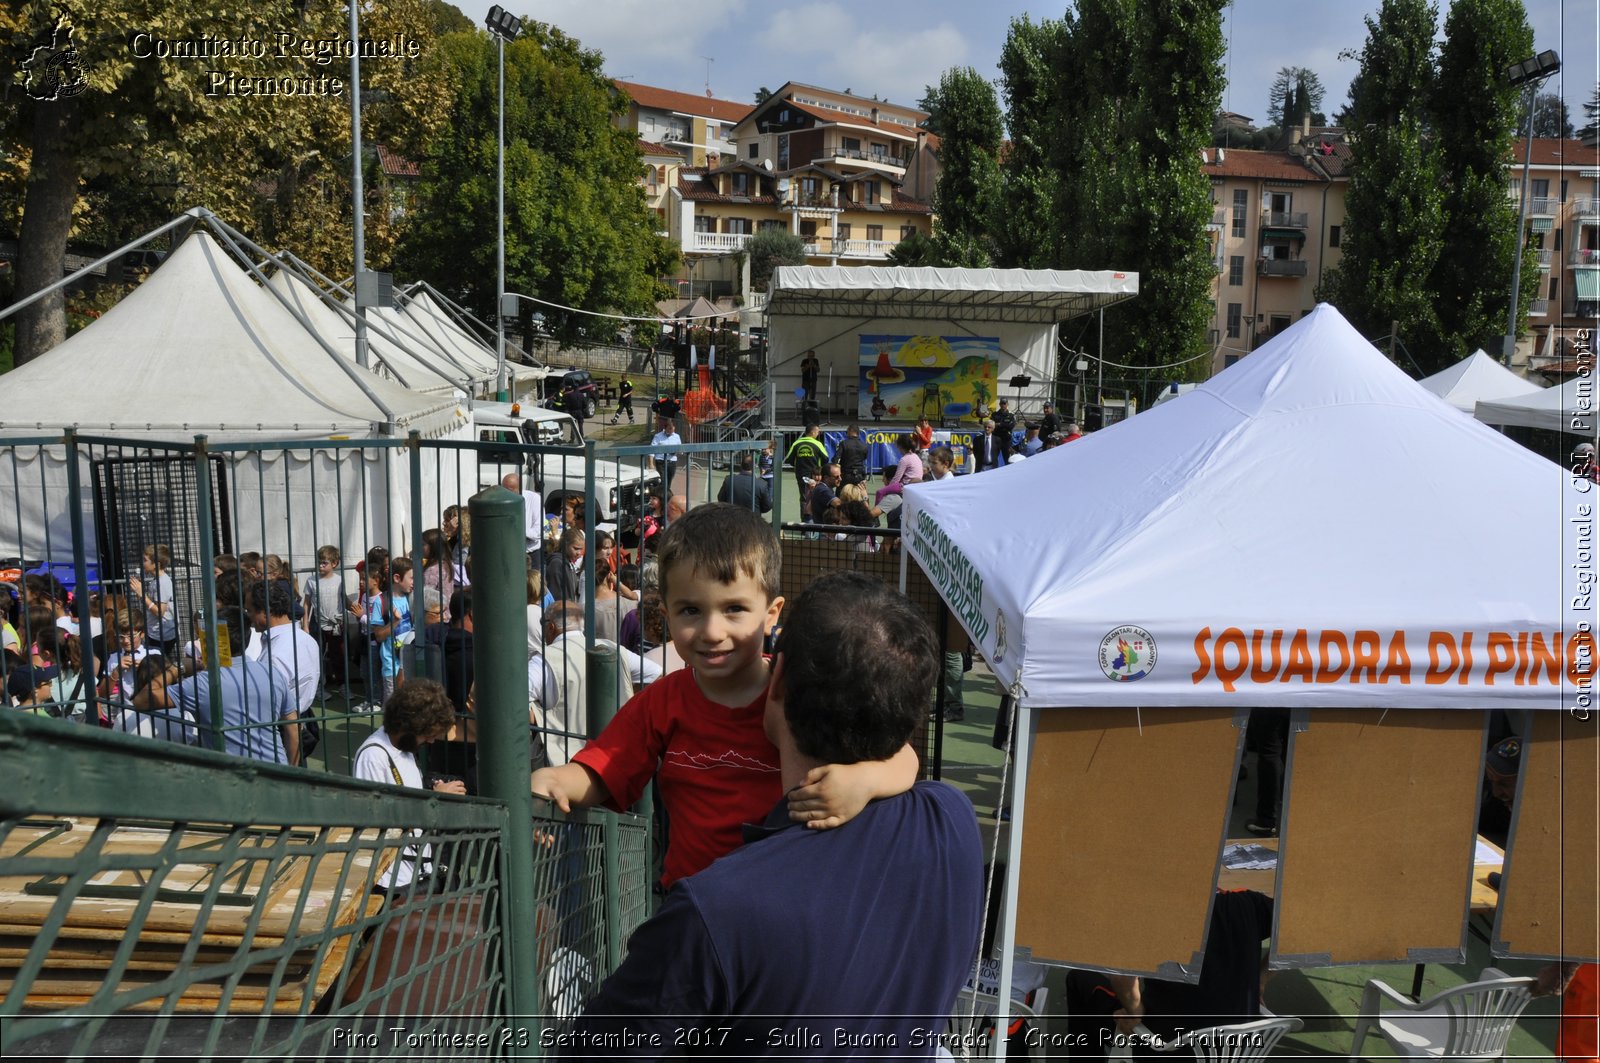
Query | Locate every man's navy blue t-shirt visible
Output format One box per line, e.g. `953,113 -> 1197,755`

567,780 -> 984,1058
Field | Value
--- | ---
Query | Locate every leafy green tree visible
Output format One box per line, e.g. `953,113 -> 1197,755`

1519,92 -> 1574,138
1426,0 -> 1533,367
885,229 -> 942,267
994,15 -> 1066,268
1320,0 -> 1445,362
1268,67 -> 1327,130
398,21 -> 676,346
754,86 -> 774,106
923,67 -> 1003,267
745,228 -> 806,291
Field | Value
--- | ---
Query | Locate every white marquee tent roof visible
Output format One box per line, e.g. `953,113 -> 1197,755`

1475,374 -> 1597,434
765,266 -> 1140,323
1417,349 -> 1541,413
0,234 -> 463,440
903,303 -> 1586,711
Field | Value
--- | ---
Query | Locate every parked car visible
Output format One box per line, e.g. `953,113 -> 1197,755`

538,368 -> 598,419
473,401 -> 660,534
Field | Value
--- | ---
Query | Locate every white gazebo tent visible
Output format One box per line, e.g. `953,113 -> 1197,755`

400,289 -> 541,389
0,231 -> 469,571
901,304 -> 1587,1019
762,266 -> 1140,418
1417,349 -> 1541,413
1475,374 -> 1598,434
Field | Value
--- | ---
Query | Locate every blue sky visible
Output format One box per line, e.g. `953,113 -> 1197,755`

470,0 -> 1596,129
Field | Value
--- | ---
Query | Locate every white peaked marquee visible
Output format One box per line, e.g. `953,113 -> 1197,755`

1418,349 -> 1541,414
903,303 -> 1592,712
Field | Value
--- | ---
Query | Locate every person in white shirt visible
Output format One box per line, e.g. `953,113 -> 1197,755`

351,679 -> 466,893
502,471 -> 544,567
528,603 -> 594,768
127,544 -> 179,654
649,422 -> 682,496
927,446 -> 959,481
245,581 -> 322,723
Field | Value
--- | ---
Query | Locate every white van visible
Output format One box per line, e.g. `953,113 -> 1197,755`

472,401 -> 661,534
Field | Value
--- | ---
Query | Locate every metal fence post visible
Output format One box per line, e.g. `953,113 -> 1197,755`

586,641 -> 623,972
407,432 -> 430,679
63,430 -> 97,720
192,435 -> 225,752
469,485 -> 539,1038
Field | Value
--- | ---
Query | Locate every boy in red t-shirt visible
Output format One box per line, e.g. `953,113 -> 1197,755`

531,503 -> 917,886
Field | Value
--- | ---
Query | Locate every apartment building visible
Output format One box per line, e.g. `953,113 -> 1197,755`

669,82 -> 937,270
1510,137 -> 1600,374
1202,139 -> 1350,372
613,80 -> 751,169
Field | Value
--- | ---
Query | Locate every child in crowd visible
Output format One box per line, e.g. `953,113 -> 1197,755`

531,503 -> 917,888
128,544 -> 179,656
371,556 -> 414,704
304,545 -> 348,692
265,554 -> 304,622
99,607 -> 150,707
353,547 -> 389,702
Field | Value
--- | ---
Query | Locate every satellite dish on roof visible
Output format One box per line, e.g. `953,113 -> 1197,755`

777,177 -> 791,193
762,158 -> 773,171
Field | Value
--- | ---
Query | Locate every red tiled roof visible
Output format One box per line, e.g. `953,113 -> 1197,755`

1201,147 -> 1324,182
615,80 -> 752,124
375,143 -> 420,178
1511,138 -> 1600,168
638,139 -> 678,158
676,169 -> 777,205
779,98 -> 920,140
888,190 -> 933,215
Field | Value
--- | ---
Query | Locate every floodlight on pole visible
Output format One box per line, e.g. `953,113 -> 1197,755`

1502,49 -> 1560,368
486,5 -> 524,401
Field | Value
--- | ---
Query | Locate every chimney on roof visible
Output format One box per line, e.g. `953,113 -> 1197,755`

871,107 -> 879,123
1301,114 -> 1311,142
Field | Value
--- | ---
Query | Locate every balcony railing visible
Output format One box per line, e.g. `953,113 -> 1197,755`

1524,197 -> 1559,215
1261,210 -> 1308,229
1573,198 -> 1600,219
1258,257 -> 1309,277
1210,208 -> 1226,226
1536,249 -> 1554,269
1571,249 -> 1600,267
834,239 -> 894,260
823,147 -> 909,169
783,193 -> 839,211
688,231 -> 752,252
1529,299 -> 1551,316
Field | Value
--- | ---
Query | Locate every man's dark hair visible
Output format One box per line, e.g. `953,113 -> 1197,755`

383,677 -> 456,753
776,572 -> 936,763
449,586 -> 472,626
737,452 -> 755,472
216,604 -> 247,660
246,579 -> 294,620
657,503 -> 780,606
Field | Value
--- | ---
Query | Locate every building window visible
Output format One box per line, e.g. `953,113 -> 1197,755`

863,180 -> 880,204
901,225 -> 916,240
694,216 -> 717,234
1555,228 -> 1563,251
1228,255 -> 1244,286
1224,353 -> 1242,368
1232,189 -> 1247,238
730,173 -> 750,194
866,224 -> 883,242
800,176 -> 821,202
725,218 -> 752,235
1550,276 -> 1559,300
1560,179 -> 1568,202
1532,178 -> 1549,199
1328,225 -> 1341,248
799,219 -> 817,239
758,219 -> 785,231
1226,303 -> 1242,339
748,141 -> 759,159
842,136 -> 861,154
837,222 -> 852,240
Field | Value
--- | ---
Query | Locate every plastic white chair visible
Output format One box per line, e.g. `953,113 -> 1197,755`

944,986 -> 1044,1060
1148,1016 -> 1304,1061
1349,967 -> 1535,1061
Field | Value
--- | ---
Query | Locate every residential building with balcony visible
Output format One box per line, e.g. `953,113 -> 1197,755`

1202,138 -> 1349,372
637,140 -> 680,236
1509,138 -> 1600,376
662,82 -> 938,283
613,80 -> 751,169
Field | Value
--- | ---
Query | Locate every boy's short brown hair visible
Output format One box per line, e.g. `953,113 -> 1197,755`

657,503 -> 780,605
316,544 -> 340,564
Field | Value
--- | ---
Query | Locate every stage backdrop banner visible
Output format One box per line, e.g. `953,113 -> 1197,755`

823,429 -> 980,474
859,334 -> 999,422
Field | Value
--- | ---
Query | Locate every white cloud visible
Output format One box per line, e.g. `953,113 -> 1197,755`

497,0 -> 750,84
759,3 -> 969,106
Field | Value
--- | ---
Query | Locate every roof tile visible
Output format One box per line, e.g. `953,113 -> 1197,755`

615,80 -> 753,124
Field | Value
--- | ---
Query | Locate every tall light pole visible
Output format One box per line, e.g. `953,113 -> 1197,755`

348,0 -> 367,367
486,5 -> 523,401
1502,49 -> 1561,368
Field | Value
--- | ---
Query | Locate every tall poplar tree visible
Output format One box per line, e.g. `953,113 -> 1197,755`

1427,0 -> 1534,368
922,67 -> 1003,268
1320,0 -> 1444,360
994,16 -> 1066,268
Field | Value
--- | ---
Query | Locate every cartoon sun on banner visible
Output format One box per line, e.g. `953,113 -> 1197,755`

858,334 -> 999,421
